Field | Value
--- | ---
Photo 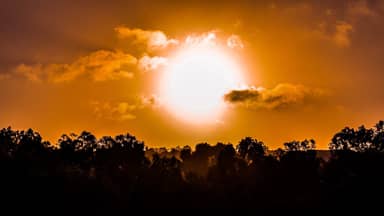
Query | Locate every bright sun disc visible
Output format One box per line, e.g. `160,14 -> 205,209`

160,46 -> 244,124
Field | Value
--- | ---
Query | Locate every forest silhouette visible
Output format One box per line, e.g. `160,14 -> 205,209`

1,120 -> 384,212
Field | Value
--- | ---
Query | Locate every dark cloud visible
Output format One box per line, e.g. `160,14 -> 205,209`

224,83 -> 326,110
223,89 -> 261,103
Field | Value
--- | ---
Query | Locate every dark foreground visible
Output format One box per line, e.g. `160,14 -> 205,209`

1,121 -> 384,212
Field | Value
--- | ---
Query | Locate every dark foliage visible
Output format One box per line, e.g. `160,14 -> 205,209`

0,121 -> 384,212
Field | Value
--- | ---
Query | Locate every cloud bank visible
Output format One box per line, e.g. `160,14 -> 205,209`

15,50 -> 137,83
13,27 -> 243,83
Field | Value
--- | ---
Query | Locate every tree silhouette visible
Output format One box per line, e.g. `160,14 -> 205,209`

372,121 -> 384,152
237,137 -> 267,161
180,145 -> 192,161
0,127 -> 18,159
217,144 -> 236,172
284,139 -> 315,152
1,120 -> 384,210
329,123 -> 384,152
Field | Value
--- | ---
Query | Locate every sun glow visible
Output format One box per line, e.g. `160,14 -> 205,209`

160,45 -> 244,124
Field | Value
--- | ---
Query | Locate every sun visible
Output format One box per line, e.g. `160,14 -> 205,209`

159,45 -> 244,124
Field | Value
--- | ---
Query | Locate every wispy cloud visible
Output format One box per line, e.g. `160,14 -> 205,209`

0,73 -> 11,81
184,31 -> 217,47
332,22 -> 353,48
138,55 -> 168,72
314,21 -> 353,48
92,95 -> 161,121
114,26 -> 179,51
312,0 -> 376,48
347,0 -> 376,18
182,31 -> 245,49
226,35 -> 244,49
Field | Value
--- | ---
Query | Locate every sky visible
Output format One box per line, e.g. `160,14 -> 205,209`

1,0 -> 384,149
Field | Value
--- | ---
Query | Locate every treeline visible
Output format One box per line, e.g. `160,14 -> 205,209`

0,121 -> 384,211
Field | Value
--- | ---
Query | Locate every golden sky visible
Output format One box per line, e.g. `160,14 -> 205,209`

1,0 -> 384,149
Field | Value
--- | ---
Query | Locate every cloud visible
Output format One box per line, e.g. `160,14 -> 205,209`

92,95 -> 161,121
92,101 -> 137,121
15,50 -> 137,82
14,27 -> 181,82
14,28 -> 245,83
184,32 -> 217,47
224,83 -> 326,110
138,55 -> 168,72
314,21 -> 353,48
182,31 -> 246,50
140,94 -> 161,107
226,35 -> 244,49
332,22 -> 353,48
313,1 -> 376,48
114,26 -> 179,51
15,64 -> 45,82
115,27 -> 244,51
347,0 -> 376,18
0,73 -> 11,81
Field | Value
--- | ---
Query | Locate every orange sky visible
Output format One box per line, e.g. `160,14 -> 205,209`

1,0 -> 384,149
